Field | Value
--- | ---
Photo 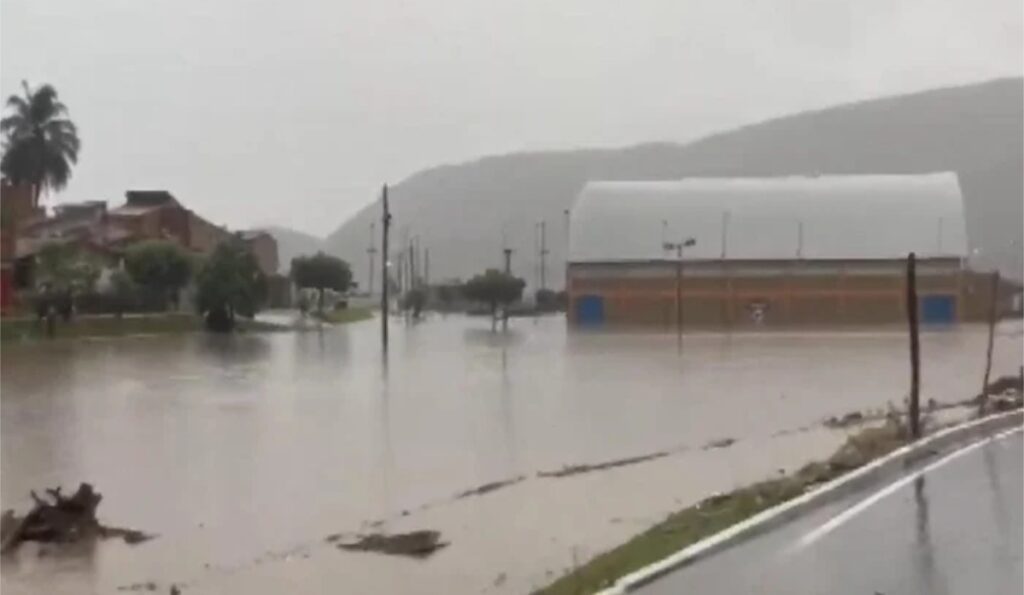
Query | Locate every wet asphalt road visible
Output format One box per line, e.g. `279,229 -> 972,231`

640,428 -> 1023,595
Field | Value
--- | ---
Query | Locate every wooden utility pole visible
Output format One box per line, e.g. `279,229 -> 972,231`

424,248 -> 430,287
980,271 -> 1001,414
503,247 -> 513,330
367,222 -> 377,296
563,209 -> 571,289
380,185 -> 391,352
675,245 -> 683,341
906,252 -> 921,439
408,243 -> 416,290
539,221 -> 548,291
664,238 -> 696,347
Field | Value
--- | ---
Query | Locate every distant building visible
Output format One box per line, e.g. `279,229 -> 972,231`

109,190 -> 231,254
239,230 -> 279,276
566,173 -> 997,327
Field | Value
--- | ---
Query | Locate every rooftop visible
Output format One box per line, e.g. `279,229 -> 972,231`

125,190 -> 179,207
569,173 -> 968,263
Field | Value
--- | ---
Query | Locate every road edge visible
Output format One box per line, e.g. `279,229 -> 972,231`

599,409 -> 1024,594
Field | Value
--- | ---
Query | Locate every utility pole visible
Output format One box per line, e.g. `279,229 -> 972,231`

367,222 -> 377,296
380,185 -> 391,352
980,271 -> 1001,415
424,247 -> 430,287
395,252 -> 404,296
539,220 -> 548,291
797,220 -> 804,259
720,211 -> 730,259
503,247 -> 513,331
563,209 -> 571,289
403,241 -> 411,294
906,252 -> 921,439
664,237 -> 696,348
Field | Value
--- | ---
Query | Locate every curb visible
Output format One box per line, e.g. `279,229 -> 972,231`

599,409 -> 1023,594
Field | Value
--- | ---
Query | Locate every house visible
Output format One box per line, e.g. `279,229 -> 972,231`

1,181 -> 45,313
108,190 -> 231,255
239,230 -> 280,276
566,173 -> 998,327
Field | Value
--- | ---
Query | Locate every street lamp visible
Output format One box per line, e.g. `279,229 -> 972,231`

664,237 -> 697,343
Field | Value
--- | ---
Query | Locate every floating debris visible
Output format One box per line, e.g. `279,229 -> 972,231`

702,438 -> 736,450
823,411 -> 866,429
336,530 -> 447,558
454,476 -> 525,499
117,582 -> 157,592
1,483 -> 154,553
537,452 -> 668,478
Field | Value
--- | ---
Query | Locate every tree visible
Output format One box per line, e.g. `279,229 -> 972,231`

534,288 -> 558,312
462,269 -> 525,330
1,82 -> 80,202
33,242 -> 100,321
290,252 -> 352,314
105,269 -> 137,318
402,287 -> 427,318
436,281 -> 463,312
124,241 -> 193,310
195,239 -> 267,332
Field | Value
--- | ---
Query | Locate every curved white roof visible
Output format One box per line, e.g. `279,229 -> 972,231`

569,173 -> 967,263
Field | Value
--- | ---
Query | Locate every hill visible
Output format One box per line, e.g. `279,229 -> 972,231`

261,226 -> 325,274
326,78 -> 1023,287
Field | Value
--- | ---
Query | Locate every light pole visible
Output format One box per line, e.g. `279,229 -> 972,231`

664,237 -> 696,344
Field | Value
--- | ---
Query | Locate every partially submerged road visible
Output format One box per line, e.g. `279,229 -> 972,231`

640,428 -> 1023,595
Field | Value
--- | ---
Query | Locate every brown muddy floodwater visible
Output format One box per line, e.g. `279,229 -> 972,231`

1,315 -> 1021,594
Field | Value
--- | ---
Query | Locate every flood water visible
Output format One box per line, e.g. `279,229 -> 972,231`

1,315 -> 1021,594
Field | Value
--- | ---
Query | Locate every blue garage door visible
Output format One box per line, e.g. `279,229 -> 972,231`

576,295 -> 605,325
921,295 -> 956,324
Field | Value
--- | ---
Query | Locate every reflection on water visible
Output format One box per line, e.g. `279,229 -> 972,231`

912,476 -> 943,595
1,316 -> 1021,593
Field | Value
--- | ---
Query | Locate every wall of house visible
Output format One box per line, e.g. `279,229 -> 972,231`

566,259 -> 995,327
188,213 -> 230,254
245,234 -> 279,275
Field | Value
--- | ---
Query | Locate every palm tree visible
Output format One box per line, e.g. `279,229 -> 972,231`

0,81 -> 80,204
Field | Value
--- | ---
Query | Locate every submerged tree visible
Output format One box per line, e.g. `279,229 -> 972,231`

290,252 -> 352,314
462,269 -> 525,330
195,239 -> 267,332
124,241 -> 193,310
33,242 -> 100,321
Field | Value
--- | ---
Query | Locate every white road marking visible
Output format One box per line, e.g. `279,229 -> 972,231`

794,426 -> 1023,550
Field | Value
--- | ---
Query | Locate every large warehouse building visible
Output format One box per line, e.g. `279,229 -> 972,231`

566,173 -> 999,327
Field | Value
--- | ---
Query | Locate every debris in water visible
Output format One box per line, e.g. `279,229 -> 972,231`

702,438 -> 736,450
493,572 -> 507,586
336,530 -> 447,558
537,452 -> 668,478
454,475 -> 525,499
1,483 -> 154,554
117,582 -> 157,592
823,411 -> 866,429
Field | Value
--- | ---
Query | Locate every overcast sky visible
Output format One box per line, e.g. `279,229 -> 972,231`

2,0 -> 1021,236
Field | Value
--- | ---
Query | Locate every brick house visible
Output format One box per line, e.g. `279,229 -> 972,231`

1,181 -> 44,313
108,190 -> 231,254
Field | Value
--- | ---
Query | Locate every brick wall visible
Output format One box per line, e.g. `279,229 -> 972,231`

568,259 -> 988,327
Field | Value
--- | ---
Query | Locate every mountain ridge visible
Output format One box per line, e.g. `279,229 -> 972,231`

323,77 -> 1023,287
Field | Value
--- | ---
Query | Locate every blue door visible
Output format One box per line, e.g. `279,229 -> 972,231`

576,295 -> 605,325
921,295 -> 956,324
